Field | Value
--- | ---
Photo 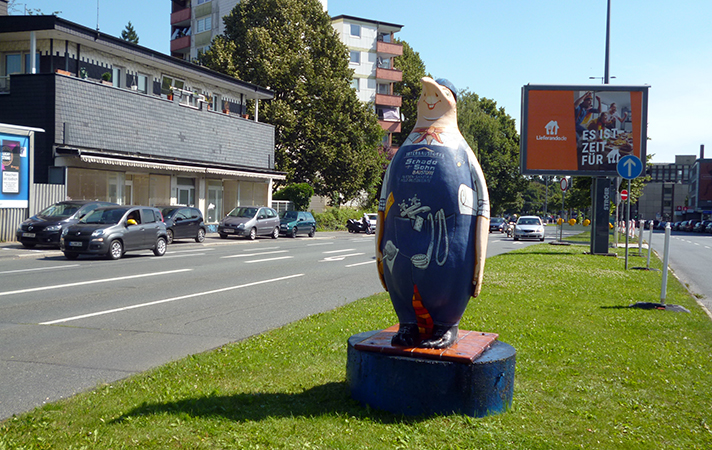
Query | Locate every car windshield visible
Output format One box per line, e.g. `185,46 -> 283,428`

80,208 -> 128,225
492,218 -> 504,224
37,202 -> 85,218
518,218 -> 541,225
227,207 -> 258,218
280,211 -> 299,220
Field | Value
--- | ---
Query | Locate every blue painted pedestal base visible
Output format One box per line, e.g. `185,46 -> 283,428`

346,330 -> 516,417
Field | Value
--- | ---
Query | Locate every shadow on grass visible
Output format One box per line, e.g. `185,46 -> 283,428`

111,381 -> 417,425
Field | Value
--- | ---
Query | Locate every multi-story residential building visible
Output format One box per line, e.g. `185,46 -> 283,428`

170,0 -> 328,62
0,14 -> 283,235
638,155 -> 694,222
330,15 -> 404,150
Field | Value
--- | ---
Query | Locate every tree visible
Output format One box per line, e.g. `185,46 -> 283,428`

456,91 -> 527,215
199,0 -> 385,205
392,40 -> 428,147
8,0 -> 61,15
273,183 -> 314,211
121,21 -> 139,44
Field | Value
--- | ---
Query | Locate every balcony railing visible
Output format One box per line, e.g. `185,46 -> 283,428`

171,35 -> 191,52
377,41 -> 403,57
171,8 -> 191,26
376,67 -> 402,83
379,120 -> 401,133
375,93 -> 402,108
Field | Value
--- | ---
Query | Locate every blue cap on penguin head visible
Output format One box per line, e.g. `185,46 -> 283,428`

435,78 -> 457,102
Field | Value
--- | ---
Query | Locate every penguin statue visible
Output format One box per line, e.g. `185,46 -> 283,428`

376,77 -> 490,349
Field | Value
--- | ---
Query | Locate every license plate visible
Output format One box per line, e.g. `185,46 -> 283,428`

22,232 -> 36,238
69,241 -> 82,247
223,229 -> 234,233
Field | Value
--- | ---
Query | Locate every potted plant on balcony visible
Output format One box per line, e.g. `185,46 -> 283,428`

101,72 -> 112,85
79,67 -> 88,79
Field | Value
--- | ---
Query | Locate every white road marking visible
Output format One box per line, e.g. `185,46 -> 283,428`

306,242 -> 333,247
323,248 -> 356,254
244,256 -> 294,263
156,253 -> 209,259
0,269 -> 192,297
0,264 -> 80,275
320,253 -> 365,262
167,248 -> 215,254
221,250 -> 288,259
346,260 -> 376,267
40,273 -> 304,325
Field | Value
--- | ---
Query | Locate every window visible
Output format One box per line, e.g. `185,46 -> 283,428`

177,177 -> 195,206
350,51 -> 360,64
136,73 -> 148,94
350,24 -> 361,37
141,208 -> 157,223
4,54 -> 22,75
197,16 -> 212,33
161,75 -> 185,97
24,53 -> 40,73
112,66 -> 125,88
377,83 -> 390,95
378,32 -> 391,43
197,0 -> 211,4
351,78 -> 359,91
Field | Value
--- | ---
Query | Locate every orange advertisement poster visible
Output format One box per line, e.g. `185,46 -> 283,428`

521,85 -> 648,176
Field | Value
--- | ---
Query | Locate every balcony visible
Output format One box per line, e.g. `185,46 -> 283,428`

379,120 -> 401,133
171,35 -> 190,53
377,41 -> 403,57
376,67 -> 402,83
171,8 -> 191,26
375,93 -> 402,108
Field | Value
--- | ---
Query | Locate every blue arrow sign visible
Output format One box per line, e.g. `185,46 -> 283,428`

617,155 -> 643,180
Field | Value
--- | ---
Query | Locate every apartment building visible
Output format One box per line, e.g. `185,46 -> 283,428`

0,14 -> 282,230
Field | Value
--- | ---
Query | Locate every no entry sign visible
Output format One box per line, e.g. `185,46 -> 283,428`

621,189 -> 628,201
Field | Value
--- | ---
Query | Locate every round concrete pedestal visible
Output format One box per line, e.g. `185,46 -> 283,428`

346,330 -> 516,417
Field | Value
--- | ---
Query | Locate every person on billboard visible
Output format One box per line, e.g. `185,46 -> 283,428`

574,91 -> 600,135
604,102 -> 628,130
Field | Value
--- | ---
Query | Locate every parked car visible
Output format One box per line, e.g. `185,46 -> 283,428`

683,220 -> 700,232
366,213 -> 378,233
279,211 -> 316,238
60,206 -> 167,260
706,222 -> 712,234
16,200 -> 117,248
218,206 -> 280,240
693,220 -> 712,233
513,215 -> 545,241
159,206 -> 207,244
489,217 -> 506,233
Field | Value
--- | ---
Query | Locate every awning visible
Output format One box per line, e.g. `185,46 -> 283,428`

78,154 -> 285,180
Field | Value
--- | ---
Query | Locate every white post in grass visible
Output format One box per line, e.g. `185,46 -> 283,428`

660,223 -> 671,305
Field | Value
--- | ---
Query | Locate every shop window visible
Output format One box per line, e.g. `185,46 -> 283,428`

207,180 -> 223,223
177,177 -> 195,206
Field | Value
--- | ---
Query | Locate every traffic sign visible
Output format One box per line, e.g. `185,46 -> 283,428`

620,189 -> 628,201
617,155 -> 643,180
560,177 -> 569,191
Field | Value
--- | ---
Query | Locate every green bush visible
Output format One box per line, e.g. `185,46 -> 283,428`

273,183 -> 314,211
313,207 -> 369,231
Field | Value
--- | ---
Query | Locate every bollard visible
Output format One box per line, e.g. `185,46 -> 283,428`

646,222 -> 653,269
660,223 -> 671,305
638,222 -> 643,256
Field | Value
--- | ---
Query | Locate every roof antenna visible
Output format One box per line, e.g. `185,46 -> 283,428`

96,0 -> 100,31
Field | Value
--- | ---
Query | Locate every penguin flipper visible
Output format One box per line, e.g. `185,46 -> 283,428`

473,215 -> 489,298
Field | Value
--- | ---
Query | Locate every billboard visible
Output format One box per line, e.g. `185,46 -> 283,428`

520,85 -> 649,176
0,132 -> 31,208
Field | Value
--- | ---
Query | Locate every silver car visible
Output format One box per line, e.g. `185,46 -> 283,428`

218,206 -> 280,240
513,215 -> 545,241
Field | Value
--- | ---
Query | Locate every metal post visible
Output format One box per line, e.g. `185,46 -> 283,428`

646,221 -> 653,269
660,223 -> 671,305
637,219 -> 643,256
624,180 -> 630,270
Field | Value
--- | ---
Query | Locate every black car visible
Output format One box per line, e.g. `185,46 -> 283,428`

16,200 -> 117,248
60,206 -> 168,260
159,206 -> 207,244
489,217 -> 505,233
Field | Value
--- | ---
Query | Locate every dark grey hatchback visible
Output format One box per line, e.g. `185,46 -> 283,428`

60,206 -> 168,260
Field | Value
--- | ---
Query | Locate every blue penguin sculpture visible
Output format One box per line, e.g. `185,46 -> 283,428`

376,77 -> 490,349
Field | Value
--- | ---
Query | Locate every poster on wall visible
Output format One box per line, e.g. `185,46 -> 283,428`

520,84 -> 649,176
0,134 -> 30,207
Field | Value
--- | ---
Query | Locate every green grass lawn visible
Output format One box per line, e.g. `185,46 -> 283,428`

2,243 -> 711,449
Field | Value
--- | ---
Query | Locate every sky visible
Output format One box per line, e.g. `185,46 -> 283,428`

12,0 -> 712,164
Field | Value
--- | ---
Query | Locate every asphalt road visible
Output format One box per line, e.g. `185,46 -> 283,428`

0,227 -> 571,420
645,228 -> 712,314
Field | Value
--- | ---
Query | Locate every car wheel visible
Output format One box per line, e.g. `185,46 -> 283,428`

21,242 -> 36,248
272,227 -> 279,239
153,237 -> 167,256
64,252 -> 79,260
166,229 -> 174,245
540,237 -> 545,241
290,227 -> 298,238
248,227 -> 257,240
107,240 -> 123,260
513,237 -> 519,241
195,228 -> 206,243
219,234 -> 227,239
308,226 -> 315,237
